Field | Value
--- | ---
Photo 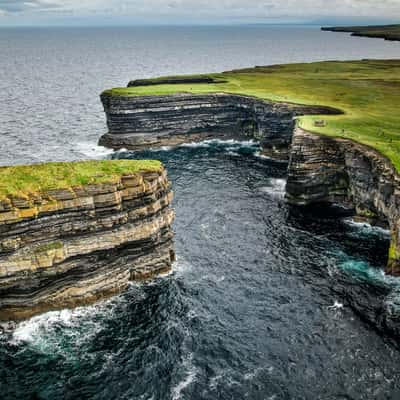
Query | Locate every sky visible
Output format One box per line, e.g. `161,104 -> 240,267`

0,0 -> 399,26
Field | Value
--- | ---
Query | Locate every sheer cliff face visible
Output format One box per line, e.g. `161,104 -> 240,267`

99,93 -> 297,159
286,128 -> 400,275
0,170 -> 175,321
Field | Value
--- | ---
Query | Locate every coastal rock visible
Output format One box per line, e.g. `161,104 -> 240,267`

99,92 -> 339,160
0,168 -> 175,321
286,127 -> 400,275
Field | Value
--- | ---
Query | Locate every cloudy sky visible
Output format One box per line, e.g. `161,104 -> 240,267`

0,0 -> 399,26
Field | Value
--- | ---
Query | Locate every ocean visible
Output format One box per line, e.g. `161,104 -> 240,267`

1,25 -> 400,399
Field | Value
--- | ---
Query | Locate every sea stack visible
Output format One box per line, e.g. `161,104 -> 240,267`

0,160 -> 175,321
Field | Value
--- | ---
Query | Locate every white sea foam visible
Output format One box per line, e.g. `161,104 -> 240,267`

9,300 -> 114,351
76,142 -> 117,159
171,353 -> 198,400
173,257 -> 194,276
11,309 -> 74,345
258,178 -> 287,197
180,141 -> 211,148
177,138 -> 257,150
254,151 -> 288,163
328,301 -> 344,310
147,145 -> 173,152
343,218 -> 390,236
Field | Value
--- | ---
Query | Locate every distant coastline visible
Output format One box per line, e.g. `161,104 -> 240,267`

322,24 -> 400,41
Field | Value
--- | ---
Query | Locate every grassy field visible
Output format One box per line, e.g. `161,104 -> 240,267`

104,60 -> 400,170
322,25 -> 400,41
0,160 -> 162,200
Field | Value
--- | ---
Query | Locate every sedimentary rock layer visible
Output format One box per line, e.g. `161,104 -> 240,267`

286,127 -> 400,275
0,168 -> 175,321
99,92 -> 339,160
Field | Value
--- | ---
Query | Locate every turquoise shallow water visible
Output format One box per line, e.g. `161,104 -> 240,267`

1,26 -> 400,399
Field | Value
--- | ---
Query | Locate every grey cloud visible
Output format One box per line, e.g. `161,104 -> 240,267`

1,0 -> 399,20
0,0 -> 62,13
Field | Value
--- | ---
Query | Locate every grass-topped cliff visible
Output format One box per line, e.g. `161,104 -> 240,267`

103,60 -> 400,170
0,160 -> 162,200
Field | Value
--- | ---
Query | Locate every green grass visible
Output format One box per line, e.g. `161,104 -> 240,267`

103,60 -> 400,170
0,160 -> 162,200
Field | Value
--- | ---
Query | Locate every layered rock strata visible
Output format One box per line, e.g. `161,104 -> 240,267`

0,168 -> 175,321
99,88 -> 400,275
286,127 -> 400,275
99,92 -> 339,160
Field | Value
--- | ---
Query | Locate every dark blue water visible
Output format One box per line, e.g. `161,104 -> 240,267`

1,26 -> 400,399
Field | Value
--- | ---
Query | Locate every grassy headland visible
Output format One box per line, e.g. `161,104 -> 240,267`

0,160 -> 162,200
322,25 -> 400,41
103,60 -> 400,170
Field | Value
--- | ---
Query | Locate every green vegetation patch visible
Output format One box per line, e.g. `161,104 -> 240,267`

34,241 -> 64,254
103,60 -> 400,170
0,160 -> 162,200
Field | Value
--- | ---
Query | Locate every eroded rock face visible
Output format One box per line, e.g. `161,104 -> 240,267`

0,169 -> 175,321
286,127 -> 400,275
99,93 -> 317,159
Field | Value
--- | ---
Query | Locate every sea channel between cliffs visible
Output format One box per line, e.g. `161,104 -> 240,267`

100,89 -> 400,276
2,62 -> 400,342
98,80 -> 400,338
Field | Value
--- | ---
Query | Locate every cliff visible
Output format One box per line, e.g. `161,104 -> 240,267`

100,60 -> 400,173
99,92 -> 339,160
322,25 -> 400,41
98,84 -> 400,274
286,127 -> 400,275
0,161 -> 175,321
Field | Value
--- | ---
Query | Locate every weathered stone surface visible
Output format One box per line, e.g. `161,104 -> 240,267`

0,169 -> 175,321
99,92 -> 340,159
286,127 -> 400,275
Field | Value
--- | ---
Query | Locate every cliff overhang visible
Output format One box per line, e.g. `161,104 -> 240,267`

99,91 -> 340,160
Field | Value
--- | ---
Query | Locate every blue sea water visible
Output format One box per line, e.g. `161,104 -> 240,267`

1,26 -> 400,399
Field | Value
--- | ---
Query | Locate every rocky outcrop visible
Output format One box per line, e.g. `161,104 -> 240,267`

99,92 -> 340,160
0,168 -> 175,321
286,127 -> 400,275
